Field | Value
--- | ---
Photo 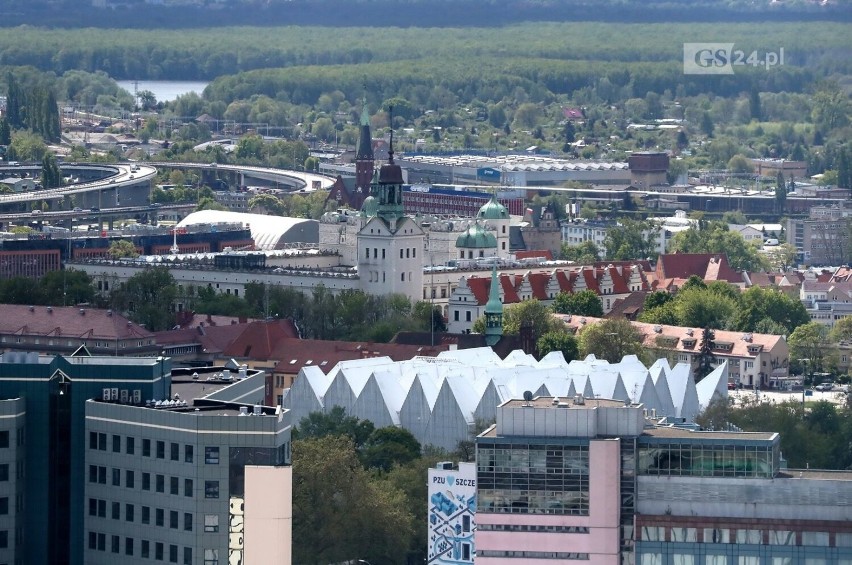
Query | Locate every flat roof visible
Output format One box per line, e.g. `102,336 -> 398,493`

502,396 -> 628,409
643,426 -> 777,441
778,469 -> 852,481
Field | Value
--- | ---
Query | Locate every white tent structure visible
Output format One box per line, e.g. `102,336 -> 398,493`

281,350 -> 729,450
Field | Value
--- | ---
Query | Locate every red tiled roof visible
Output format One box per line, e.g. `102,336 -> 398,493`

222,319 -> 300,360
500,275 -> 521,303
527,272 -> 550,300
655,253 -> 743,285
268,338 -> 447,373
0,304 -> 152,340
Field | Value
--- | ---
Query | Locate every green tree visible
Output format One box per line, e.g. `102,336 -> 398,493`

730,285 -> 809,335
109,266 -> 177,331
39,269 -> 95,306
560,240 -> 600,263
668,222 -> 767,272
673,287 -> 737,329
577,318 -> 645,363
643,290 -> 673,312
235,134 -> 265,161
553,289 -> 604,317
727,154 -> 754,174
295,406 -> 376,449
0,118 -> 10,146
501,299 -> 559,338
603,218 -> 659,261
829,316 -> 852,343
536,330 -> 579,362
788,322 -> 834,377
362,427 -> 421,472
41,153 -> 62,189
292,436 -> 414,565
695,327 -> 716,381
247,193 -> 286,215
812,80 -> 850,132
108,240 -> 139,259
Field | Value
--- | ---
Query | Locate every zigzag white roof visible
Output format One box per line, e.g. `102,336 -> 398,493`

283,351 -> 727,450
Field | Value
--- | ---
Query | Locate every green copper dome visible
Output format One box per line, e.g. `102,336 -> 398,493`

456,222 -> 497,249
361,195 -> 379,218
477,193 -> 508,220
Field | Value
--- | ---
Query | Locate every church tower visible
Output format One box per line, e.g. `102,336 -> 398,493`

484,266 -> 504,347
355,98 -> 375,203
357,109 -> 424,303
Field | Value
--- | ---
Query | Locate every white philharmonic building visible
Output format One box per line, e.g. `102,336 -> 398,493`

281,347 -> 729,451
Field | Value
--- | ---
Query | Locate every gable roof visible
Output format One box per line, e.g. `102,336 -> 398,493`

0,305 -> 153,340
655,253 -> 744,284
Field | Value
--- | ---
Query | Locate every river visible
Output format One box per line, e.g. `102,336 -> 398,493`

116,80 -> 210,103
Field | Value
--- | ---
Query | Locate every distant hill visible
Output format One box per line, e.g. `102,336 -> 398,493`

0,0 -> 844,28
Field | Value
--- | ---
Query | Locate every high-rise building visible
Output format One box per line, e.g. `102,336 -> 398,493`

474,395 -> 852,564
0,352 -> 291,565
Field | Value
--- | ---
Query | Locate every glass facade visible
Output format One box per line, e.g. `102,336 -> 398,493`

638,441 -> 778,478
477,441 -> 589,515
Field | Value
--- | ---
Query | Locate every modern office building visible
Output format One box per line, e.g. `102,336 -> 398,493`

0,351 -> 291,565
474,395 -> 852,564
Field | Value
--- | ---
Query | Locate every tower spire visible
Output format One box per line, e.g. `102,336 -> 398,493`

484,265 -> 504,347
387,105 -> 395,164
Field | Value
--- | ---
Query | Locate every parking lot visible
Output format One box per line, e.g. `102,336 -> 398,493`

730,387 -> 848,406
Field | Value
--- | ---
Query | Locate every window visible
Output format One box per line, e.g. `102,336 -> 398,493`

126,437 -> 135,455
126,504 -> 134,523
141,506 -> 150,524
98,433 -> 107,450
112,468 -> 121,486
89,531 -> 96,549
89,431 -> 97,450
156,441 -> 165,459
112,535 -> 120,553
170,442 -> 179,461
142,472 -> 151,491
98,466 -> 106,484
185,478 -> 193,497
184,547 -> 192,565
466,311 -> 472,322
205,481 -> 219,498
156,508 -> 164,527
155,542 -> 164,561
400,249 -> 404,259
112,502 -> 120,520
141,540 -> 150,558
126,470 -> 134,489
142,439 -> 151,457
184,512 -> 193,531
204,549 -> 219,565
156,474 -> 164,493
170,544 -> 178,563
170,476 -> 179,495
112,435 -> 121,453
125,537 -> 134,556
454,311 -> 459,321
205,447 -> 220,464
185,445 -> 193,463
204,515 -> 219,532
170,510 -> 178,529
88,498 -> 97,516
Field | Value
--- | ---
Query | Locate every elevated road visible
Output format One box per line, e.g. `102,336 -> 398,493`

148,161 -> 335,191
0,163 -> 158,205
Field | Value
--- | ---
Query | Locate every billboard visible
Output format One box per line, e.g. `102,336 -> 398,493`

427,462 -> 476,564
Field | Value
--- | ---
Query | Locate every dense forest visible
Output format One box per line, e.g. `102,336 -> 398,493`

0,22 -> 847,81
0,0 -> 844,29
